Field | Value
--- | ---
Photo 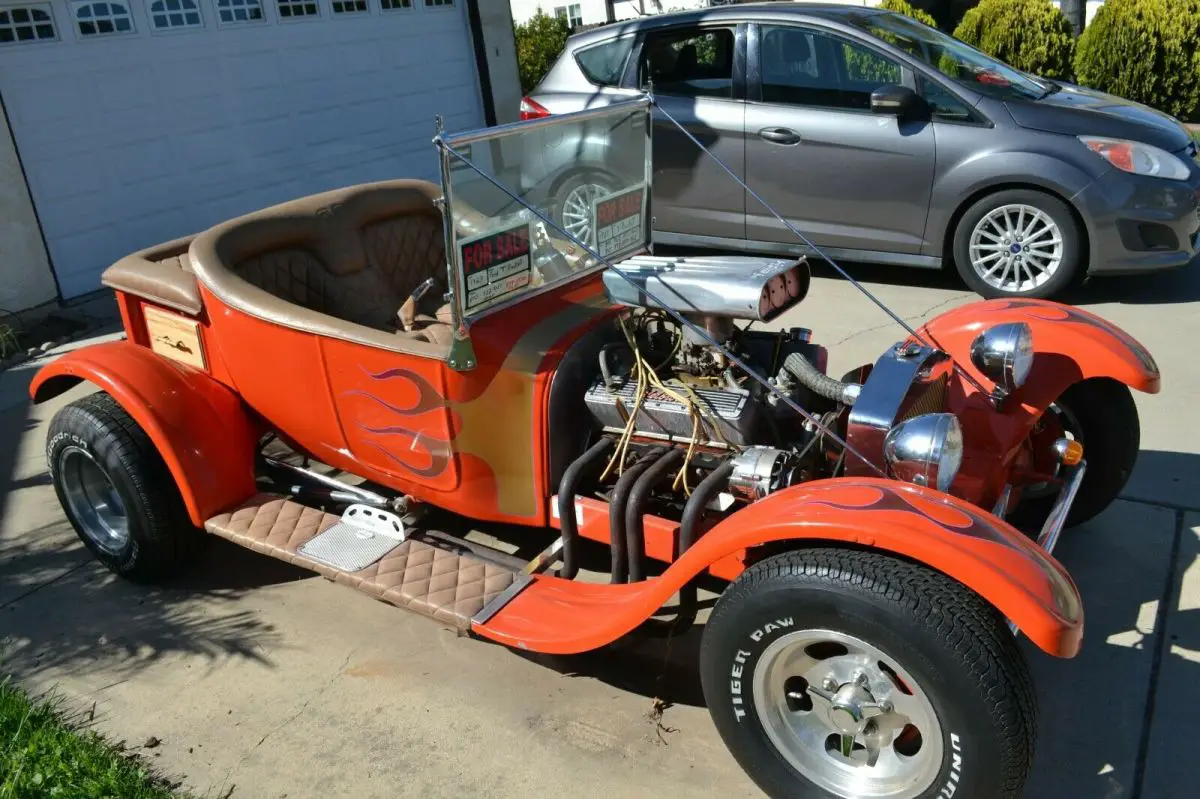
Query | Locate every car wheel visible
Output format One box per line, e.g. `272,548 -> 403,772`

1010,377 -> 1140,531
554,172 -> 614,247
701,548 -> 1036,799
953,189 -> 1082,299
47,392 -> 204,582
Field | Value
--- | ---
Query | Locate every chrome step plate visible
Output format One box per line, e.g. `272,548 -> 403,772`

298,504 -> 406,572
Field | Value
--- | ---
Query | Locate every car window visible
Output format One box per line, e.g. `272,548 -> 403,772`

919,76 -> 974,122
575,37 -> 634,87
760,25 -> 903,111
639,27 -> 735,99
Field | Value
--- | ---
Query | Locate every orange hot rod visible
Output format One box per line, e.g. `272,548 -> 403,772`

31,98 -> 1157,799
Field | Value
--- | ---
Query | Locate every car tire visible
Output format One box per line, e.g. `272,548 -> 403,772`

553,171 -> 615,247
1011,377 -> 1140,530
952,189 -> 1083,299
47,392 -> 205,582
700,548 -> 1035,799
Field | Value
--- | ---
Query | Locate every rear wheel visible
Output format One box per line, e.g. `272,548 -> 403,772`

953,189 -> 1082,299
700,548 -> 1035,799
554,172 -> 615,247
1012,377 -> 1140,529
47,392 -> 204,581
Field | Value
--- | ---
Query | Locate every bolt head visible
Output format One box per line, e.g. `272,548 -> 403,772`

853,670 -> 869,687
822,676 -> 838,692
880,700 -> 894,714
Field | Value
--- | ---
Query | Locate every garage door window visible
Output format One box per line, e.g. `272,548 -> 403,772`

332,0 -> 366,12
216,0 -> 263,23
425,0 -> 452,7
0,5 -> 57,43
149,0 -> 201,29
71,1 -> 134,36
277,0 -> 317,18
380,0 -> 411,8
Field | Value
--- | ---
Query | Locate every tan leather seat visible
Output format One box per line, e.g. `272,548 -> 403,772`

187,180 -> 456,356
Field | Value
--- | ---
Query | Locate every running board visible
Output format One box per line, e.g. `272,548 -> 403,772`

204,494 -> 529,630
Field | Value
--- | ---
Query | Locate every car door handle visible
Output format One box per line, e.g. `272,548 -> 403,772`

758,127 -> 802,145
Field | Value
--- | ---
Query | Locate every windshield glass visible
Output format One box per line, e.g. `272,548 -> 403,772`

439,101 -> 651,319
843,10 -> 1049,100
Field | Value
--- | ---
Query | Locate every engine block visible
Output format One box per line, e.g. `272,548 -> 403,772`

583,376 -> 762,447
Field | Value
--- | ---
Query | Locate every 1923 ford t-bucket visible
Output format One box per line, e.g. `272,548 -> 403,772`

30,97 -> 1157,798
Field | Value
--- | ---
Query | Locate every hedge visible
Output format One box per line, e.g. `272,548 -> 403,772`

953,0 -> 1075,80
879,0 -> 938,27
514,10 -> 571,94
1074,0 -> 1200,123
845,0 -> 937,83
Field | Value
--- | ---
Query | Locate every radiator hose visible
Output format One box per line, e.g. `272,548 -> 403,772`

782,351 -> 854,405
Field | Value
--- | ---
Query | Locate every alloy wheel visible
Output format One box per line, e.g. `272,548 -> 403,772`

752,628 -> 944,798
559,182 -> 609,245
968,203 -> 1064,294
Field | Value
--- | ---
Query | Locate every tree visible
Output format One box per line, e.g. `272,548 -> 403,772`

513,9 -> 571,95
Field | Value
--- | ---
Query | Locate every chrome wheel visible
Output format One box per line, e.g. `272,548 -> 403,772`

559,181 -> 609,245
752,629 -> 944,798
59,446 -> 129,556
969,203 -> 1063,294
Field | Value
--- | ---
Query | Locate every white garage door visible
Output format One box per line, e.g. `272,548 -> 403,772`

0,0 -> 483,298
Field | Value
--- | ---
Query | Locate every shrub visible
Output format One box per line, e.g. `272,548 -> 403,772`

514,9 -> 571,95
1074,0 -> 1200,122
879,0 -> 938,28
953,0 -> 1075,80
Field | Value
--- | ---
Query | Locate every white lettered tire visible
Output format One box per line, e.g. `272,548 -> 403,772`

700,548 -> 1036,799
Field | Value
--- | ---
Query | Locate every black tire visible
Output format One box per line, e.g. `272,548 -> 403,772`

952,188 -> 1083,299
47,392 -> 204,582
553,171 -> 616,247
1012,377 -> 1140,530
700,548 -> 1036,799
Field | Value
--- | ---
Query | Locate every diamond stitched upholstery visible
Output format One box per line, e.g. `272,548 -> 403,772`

205,494 -> 516,629
362,215 -> 446,302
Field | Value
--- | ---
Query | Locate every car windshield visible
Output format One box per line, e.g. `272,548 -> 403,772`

843,10 -> 1052,100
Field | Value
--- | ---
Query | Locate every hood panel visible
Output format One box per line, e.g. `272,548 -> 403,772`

1006,83 -> 1193,154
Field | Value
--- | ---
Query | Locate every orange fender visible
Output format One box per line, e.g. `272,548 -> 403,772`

30,341 -> 261,525
476,478 -> 1083,659
919,298 -> 1160,408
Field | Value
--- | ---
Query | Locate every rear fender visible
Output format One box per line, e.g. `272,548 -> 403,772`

478,478 -> 1083,658
30,341 -> 261,525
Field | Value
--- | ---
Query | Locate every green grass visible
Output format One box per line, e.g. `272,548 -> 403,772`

0,324 -> 18,360
1,679 -> 180,799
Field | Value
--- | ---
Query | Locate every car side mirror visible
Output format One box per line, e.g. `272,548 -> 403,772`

870,84 -> 919,117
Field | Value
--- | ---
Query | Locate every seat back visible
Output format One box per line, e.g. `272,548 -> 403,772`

189,180 -> 453,356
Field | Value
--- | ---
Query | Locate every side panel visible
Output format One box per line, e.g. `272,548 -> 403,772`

479,478 -> 1084,659
29,341 -> 261,525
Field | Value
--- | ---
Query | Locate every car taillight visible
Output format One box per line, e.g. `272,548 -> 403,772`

519,97 -> 550,121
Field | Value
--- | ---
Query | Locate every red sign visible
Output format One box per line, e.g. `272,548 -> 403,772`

459,221 -> 534,313
462,224 -> 531,276
592,184 -> 646,259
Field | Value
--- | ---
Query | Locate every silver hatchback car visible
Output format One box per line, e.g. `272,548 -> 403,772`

521,3 -> 1200,299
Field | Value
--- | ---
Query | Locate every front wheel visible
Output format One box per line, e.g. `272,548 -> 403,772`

952,189 -> 1082,299
1012,377 -> 1140,530
700,548 -> 1036,799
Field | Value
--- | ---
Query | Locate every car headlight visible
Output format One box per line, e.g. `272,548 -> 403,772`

883,413 -> 964,493
1079,136 -> 1191,181
970,322 -> 1034,392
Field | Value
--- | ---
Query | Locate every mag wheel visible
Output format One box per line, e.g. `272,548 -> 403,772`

953,189 -> 1082,299
47,392 -> 204,582
554,172 -> 614,246
1013,377 -> 1140,530
700,548 -> 1036,799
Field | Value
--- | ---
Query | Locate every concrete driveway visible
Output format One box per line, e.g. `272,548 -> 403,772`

2,263 -> 1197,799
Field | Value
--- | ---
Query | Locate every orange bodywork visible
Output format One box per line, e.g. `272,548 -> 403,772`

917,298 -> 1160,509
479,478 -> 1083,658
29,338 -> 261,525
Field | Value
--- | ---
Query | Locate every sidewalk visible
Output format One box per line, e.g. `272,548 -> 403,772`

2,267 -> 1198,797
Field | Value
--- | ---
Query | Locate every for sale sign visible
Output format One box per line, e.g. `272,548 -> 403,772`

591,184 -> 646,261
459,221 -> 533,313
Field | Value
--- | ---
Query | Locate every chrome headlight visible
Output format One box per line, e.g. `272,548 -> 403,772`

883,413 -> 964,493
970,322 -> 1033,392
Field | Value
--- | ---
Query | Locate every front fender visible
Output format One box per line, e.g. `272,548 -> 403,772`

920,297 -> 1160,403
478,478 -> 1082,659
30,341 -> 261,525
